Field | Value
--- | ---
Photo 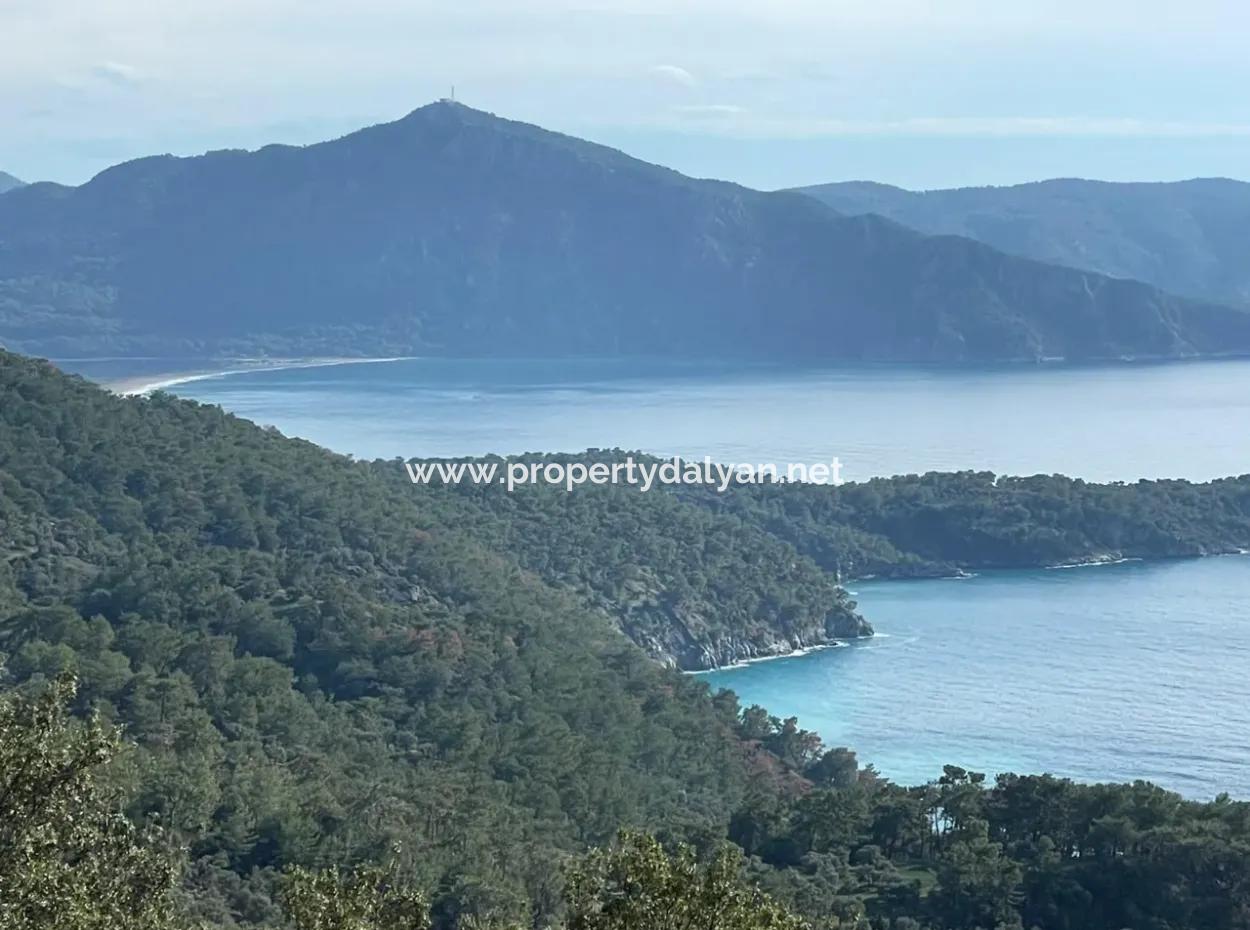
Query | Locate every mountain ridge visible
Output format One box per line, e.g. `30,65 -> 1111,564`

3,101 -> 1250,362
796,176 -> 1250,308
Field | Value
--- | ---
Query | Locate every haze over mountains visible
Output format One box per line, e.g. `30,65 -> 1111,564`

798,178 -> 1250,309
0,171 -> 24,193
2,101 -> 1250,362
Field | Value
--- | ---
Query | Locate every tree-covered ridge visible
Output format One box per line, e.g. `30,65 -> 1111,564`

0,350 -> 757,923
394,451 -> 1250,585
689,469 -> 1250,578
0,354 -> 868,671
4,102 -> 1250,363
397,468 -> 870,669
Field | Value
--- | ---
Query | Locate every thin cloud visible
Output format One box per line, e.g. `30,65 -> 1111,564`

673,104 -> 745,117
649,64 -> 697,88
91,62 -> 143,87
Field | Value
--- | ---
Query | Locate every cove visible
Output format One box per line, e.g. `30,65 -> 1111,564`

701,556 -> 1250,799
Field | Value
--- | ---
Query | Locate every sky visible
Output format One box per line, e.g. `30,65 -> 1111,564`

2,0 -> 1249,191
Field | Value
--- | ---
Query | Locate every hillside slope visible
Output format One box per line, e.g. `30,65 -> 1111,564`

0,171 -> 23,194
798,178 -> 1250,308
0,348 -> 800,920
3,103 -> 1250,362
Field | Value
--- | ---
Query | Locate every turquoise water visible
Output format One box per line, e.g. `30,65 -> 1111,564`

64,355 -> 1250,482
704,557 -> 1250,798
59,355 -> 1250,796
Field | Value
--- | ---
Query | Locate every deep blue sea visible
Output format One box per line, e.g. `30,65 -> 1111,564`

61,355 -> 1250,797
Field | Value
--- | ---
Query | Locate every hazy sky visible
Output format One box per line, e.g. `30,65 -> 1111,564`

3,0 -> 1249,190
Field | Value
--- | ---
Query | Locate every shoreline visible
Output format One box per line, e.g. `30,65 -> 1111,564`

104,356 -> 416,396
851,551 -> 1250,587
1046,556 -> 1143,570
688,640 -> 847,675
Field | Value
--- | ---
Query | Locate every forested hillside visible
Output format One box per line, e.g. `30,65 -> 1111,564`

0,350 -> 765,923
395,452 -> 1250,586
11,674 -> 1250,930
405,469 -> 871,668
688,469 -> 1250,578
4,102 -> 1250,363
3,350 -> 1250,928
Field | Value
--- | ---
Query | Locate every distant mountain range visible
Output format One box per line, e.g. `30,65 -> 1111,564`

796,178 -> 1250,309
0,171 -> 23,194
3,102 -> 1250,362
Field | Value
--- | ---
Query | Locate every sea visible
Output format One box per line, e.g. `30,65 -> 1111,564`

61,354 -> 1250,797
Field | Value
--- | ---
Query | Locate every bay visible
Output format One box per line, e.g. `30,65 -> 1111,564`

63,355 -> 1250,482
704,557 -> 1250,799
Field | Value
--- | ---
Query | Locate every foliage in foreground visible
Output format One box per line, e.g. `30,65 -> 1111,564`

566,832 -> 807,930
6,675 -> 1250,930
283,860 -> 431,930
0,674 -> 182,930
0,677 -> 807,930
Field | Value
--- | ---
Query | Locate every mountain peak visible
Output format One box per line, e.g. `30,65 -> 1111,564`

333,98 -> 695,188
401,97 -> 489,121
0,170 -> 24,194
344,98 -> 552,148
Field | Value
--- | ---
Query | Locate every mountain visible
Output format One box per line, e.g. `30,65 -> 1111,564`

0,171 -> 22,194
796,178 -> 1250,308
3,102 -> 1250,362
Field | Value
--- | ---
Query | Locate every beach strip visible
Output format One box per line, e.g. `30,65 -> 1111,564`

106,356 -> 415,396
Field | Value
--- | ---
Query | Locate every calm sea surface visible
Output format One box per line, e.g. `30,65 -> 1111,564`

61,356 -> 1250,796
703,557 -> 1250,799
63,355 -> 1250,482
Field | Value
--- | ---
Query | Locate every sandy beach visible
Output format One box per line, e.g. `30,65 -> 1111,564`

105,356 -> 415,396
